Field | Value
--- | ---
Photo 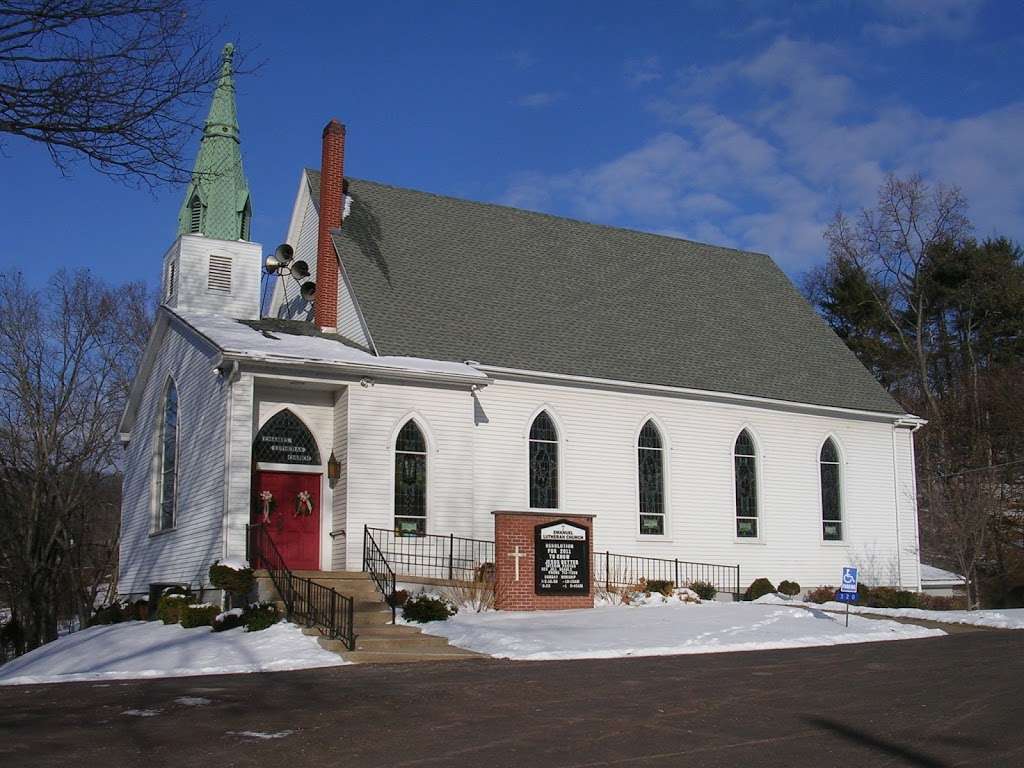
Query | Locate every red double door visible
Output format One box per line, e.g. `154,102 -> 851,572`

253,471 -> 321,570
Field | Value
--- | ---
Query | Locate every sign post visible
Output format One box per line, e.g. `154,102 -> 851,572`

835,566 -> 859,627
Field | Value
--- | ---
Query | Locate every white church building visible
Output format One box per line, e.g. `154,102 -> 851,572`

118,47 -> 924,603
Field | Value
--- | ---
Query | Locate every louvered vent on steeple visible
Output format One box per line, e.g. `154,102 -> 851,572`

189,195 -> 202,233
207,254 -> 233,292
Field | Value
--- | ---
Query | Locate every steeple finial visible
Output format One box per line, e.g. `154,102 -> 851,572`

176,42 -> 251,241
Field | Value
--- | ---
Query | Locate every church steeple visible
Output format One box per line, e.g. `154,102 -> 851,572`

176,43 -> 252,241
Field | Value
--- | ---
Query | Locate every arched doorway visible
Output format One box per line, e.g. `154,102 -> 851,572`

252,409 -> 322,570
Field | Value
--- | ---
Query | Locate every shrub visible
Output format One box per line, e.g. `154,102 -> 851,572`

853,583 -> 872,605
777,580 -> 801,598
805,586 -> 836,604
129,599 -> 150,621
645,579 -> 675,597
386,589 -> 410,609
208,560 -> 255,597
917,593 -> 967,611
212,608 -> 246,632
689,580 -> 717,601
244,602 -> 279,632
865,587 -> 921,609
743,577 -> 776,601
402,594 -> 457,623
475,562 -> 496,582
156,594 -> 191,625
89,602 -> 128,626
180,603 -> 220,629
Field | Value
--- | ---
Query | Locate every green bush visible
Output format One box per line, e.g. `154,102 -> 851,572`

88,602 -> 128,626
402,594 -> 457,623
129,599 -> 150,621
386,589 -> 410,609
180,603 -> 220,629
743,577 -> 777,601
645,579 -> 675,596
208,561 -> 255,596
917,593 -> 967,611
777,580 -> 801,598
689,580 -> 717,600
865,587 -> 921,609
212,608 -> 246,632
853,583 -> 872,605
804,586 -> 836,604
244,602 -> 279,632
156,594 -> 191,625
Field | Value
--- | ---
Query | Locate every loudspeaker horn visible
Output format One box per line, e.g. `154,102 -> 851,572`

291,260 -> 310,279
264,255 -> 283,274
274,243 -> 294,263
300,281 -> 316,301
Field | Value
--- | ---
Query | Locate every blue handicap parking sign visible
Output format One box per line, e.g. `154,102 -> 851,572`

841,566 -> 859,592
835,590 -> 858,603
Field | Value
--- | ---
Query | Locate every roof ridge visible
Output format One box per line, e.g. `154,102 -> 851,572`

304,167 -> 771,261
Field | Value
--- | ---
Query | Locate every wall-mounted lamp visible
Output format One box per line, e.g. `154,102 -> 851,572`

327,451 -> 341,481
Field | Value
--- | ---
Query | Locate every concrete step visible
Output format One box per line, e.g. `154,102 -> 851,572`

354,634 -> 452,652
340,648 -> 486,664
353,609 -> 395,626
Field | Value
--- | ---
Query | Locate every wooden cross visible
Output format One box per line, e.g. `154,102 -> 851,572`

508,545 -> 526,582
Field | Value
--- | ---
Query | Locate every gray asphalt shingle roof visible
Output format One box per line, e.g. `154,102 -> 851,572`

307,170 -> 902,414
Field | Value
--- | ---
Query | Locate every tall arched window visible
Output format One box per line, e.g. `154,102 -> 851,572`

638,420 -> 665,535
820,438 -> 842,540
188,193 -> 203,233
734,429 -> 758,538
394,420 -> 427,536
240,197 -> 252,240
156,379 -> 179,531
529,411 -> 558,508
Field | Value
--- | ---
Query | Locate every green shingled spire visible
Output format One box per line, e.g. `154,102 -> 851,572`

176,43 -> 252,241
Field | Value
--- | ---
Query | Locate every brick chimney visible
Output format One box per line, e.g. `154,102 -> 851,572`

314,119 -> 345,330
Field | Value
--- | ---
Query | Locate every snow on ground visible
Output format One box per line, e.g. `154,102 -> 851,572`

417,600 -> 944,661
816,602 -> 1024,630
0,621 -> 347,686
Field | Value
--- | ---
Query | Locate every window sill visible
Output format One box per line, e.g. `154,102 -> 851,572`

149,527 -> 176,538
820,540 -> 849,547
635,535 -> 674,544
734,537 -> 766,545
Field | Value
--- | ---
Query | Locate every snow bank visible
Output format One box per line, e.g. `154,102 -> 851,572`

815,602 -> 1024,630
0,620 -> 347,686
418,601 -> 944,661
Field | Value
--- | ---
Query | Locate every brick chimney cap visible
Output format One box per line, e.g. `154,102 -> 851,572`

323,119 -> 346,136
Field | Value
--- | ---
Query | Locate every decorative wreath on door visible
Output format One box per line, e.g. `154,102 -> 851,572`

258,490 -> 274,523
295,490 -> 314,517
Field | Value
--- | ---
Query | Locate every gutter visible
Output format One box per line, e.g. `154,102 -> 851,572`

221,352 -> 491,388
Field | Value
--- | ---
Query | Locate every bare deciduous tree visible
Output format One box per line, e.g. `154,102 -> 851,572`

0,0 -> 233,186
0,271 -> 151,650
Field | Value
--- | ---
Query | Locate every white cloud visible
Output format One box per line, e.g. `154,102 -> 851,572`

864,0 -> 983,44
515,91 -> 562,108
498,34 -> 1024,272
624,56 -> 662,87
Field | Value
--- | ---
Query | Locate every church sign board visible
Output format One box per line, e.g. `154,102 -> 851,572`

534,520 -> 590,596
252,409 -> 321,466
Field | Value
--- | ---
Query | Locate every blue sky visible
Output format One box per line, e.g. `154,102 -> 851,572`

3,0 -> 1023,288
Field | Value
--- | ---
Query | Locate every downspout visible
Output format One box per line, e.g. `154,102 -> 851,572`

891,424 -> 903,588
220,360 -> 241,564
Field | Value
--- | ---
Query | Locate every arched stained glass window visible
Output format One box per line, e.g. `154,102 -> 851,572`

394,420 -> 427,536
734,430 -> 758,538
820,438 -> 842,541
638,420 -> 665,535
529,411 -> 558,509
157,379 -> 178,531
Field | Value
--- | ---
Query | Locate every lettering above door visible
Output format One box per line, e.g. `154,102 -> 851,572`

253,409 -> 321,465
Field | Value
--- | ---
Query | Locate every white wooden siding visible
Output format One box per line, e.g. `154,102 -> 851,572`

343,375 -> 920,590
119,322 -> 229,595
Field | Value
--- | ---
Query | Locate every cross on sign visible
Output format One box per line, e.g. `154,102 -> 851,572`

508,545 -> 526,581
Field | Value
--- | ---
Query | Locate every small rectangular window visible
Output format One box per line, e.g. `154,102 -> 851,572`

207,254 -> 232,292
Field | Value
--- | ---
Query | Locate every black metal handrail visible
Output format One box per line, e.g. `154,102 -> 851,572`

362,526 -> 398,622
247,524 -> 356,650
595,551 -> 741,597
364,527 -> 495,582
361,525 -> 739,598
